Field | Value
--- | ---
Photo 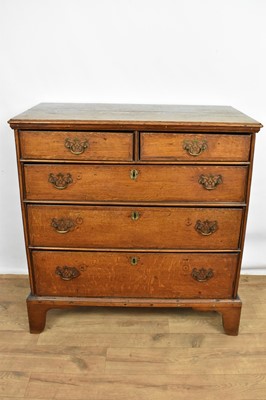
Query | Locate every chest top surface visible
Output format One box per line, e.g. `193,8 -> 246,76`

8,103 -> 262,132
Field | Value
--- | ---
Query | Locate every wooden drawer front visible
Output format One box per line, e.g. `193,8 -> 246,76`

140,133 -> 251,161
32,251 -> 238,299
24,164 -> 248,203
20,131 -> 133,161
28,205 -> 243,250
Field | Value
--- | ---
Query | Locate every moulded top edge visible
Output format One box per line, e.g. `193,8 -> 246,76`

8,103 -> 263,132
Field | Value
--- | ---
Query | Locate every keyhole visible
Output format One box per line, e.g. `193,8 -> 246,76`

131,211 -> 140,221
130,169 -> 139,180
130,256 -> 139,266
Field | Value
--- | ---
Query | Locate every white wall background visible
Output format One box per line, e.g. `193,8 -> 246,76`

0,0 -> 265,274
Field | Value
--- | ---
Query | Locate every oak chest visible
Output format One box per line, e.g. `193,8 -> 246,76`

9,103 -> 262,335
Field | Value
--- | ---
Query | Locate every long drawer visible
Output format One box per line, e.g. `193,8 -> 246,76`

27,205 -> 243,249
32,251 -> 238,299
20,131 -> 134,161
24,164 -> 248,203
140,133 -> 251,161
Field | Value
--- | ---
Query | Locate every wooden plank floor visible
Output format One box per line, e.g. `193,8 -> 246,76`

0,275 -> 266,399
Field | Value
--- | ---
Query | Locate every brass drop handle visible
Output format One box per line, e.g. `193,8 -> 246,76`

65,138 -> 88,155
51,218 -> 75,234
131,211 -> 140,221
199,174 -> 223,190
191,268 -> 214,282
183,139 -> 208,156
130,169 -> 139,180
195,220 -> 218,236
55,266 -> 80,280
48,173 -> 73,190
130,256 -> 139,266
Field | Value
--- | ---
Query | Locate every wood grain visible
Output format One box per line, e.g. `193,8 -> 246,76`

8,103 -> 262,132
9,104 -> 262,338
31,251 -> 238,298
25,373 -> 266,400
27,205 -> 243,249
140,133 -> 251,161
105,347 -> 266,374
1,275 -> 266,399
0,371 -> 30,398
24,164 -> 248,203
20,131 -> 133,161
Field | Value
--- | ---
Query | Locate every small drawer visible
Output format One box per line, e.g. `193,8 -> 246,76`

24,164 -> 248,203
32,250 -> 238,299
27,205 -> 243,250
140,133 -> 251,161
20,131 -> 133,161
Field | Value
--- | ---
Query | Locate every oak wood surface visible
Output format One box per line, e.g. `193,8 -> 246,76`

24,164 -> 248,203
233,133 -> 256,298
140,132 -> 251,161
8,103 -> 262,132
0,275 -> 266,399
25,294 -> 242,334
9,104 -> 262,336
14,130 -> 35,292
32,251 -> 238,298
20,131 -> 133,161
27,205 -> 243,250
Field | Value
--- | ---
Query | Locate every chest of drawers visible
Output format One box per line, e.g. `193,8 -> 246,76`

9,103 -> 262,335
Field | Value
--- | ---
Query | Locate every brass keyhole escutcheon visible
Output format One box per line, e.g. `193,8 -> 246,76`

131,211 -> 140,221
130,256 -> 139,266
130,169 -> 139,180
